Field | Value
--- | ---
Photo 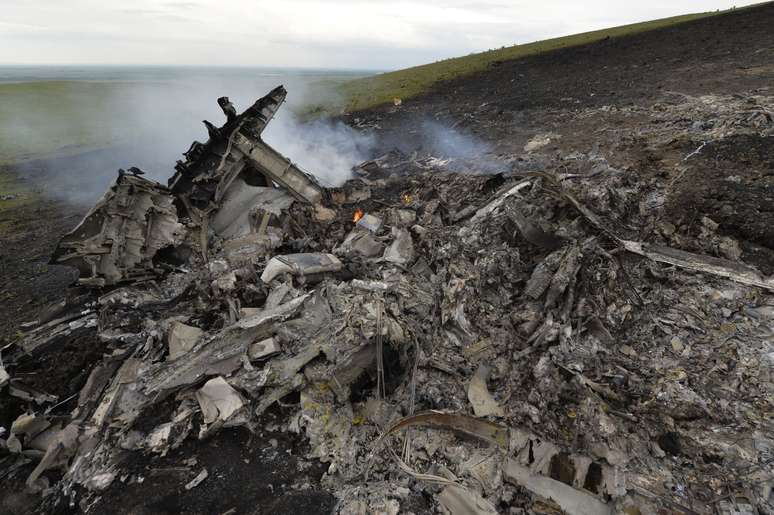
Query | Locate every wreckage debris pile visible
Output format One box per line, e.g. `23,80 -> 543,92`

1,87 -> 772,515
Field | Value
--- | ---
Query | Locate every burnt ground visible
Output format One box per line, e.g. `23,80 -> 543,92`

0,163 -> 339,515
0,170 -> 82,345
2,3 -> 774,513
348,2 -> 774,271
66,407 -> 334,515
4,408 -> 335,515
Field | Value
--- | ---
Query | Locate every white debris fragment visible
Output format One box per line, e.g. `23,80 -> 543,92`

336,230 -> 384,258
260,253 -> 342,283
383,227 -> 414,265
0,363 -> 9,388
86,471 -> 116,491
356,213 -> 382,232
313,204 -> 337,222
211,182 -> 294,239
168,322 -> 204,360
504,459 -> 613,515
438,485 -> 499,515
524,132 -> 560,152
248,337 -> 281,360
7,413 -> 51,454
195,377 -> 245,424
185,468 -> 208,490
145,423 -> 173,453
467,365 -> 504,417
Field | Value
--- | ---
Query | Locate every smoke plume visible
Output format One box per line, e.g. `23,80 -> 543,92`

5,69 -> 502,206
5,69 -> 374,204
263,113 -> 374,188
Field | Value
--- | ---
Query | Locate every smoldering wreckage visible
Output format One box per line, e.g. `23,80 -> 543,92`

1,86 -> 772,515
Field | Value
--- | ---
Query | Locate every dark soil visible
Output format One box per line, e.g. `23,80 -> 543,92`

356,3 -> 774,132
0,329 -> 103,430
0,170 -> 82,344
3,3 -> 774,514
4,420 -> 334,515
72,420 -> 334,515
667,134 -> 774,273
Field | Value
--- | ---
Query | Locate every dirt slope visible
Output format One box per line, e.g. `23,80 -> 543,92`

368,2 -> 774,114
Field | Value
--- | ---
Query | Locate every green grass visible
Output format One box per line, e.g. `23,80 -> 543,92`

0,80 -> 145,235
336,5 -> 760,112
0,80 -> 130,165
0,81 -> 117,234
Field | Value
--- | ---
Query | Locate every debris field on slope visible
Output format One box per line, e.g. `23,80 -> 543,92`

1,87 -> 773,515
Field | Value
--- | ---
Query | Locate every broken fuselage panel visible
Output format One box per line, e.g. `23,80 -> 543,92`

52,86 -> 325,286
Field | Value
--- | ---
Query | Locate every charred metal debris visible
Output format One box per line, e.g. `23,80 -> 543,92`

2,87 -> 773,515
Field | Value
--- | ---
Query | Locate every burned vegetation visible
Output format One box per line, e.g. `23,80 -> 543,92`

1,81 -> 773,515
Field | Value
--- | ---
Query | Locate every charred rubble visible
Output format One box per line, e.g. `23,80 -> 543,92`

1,87 -> 773,515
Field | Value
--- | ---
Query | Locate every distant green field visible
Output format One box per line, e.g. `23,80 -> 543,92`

0,80 -> 137,226
0,75 -> 358,166
0,80 -> 132,165
336,6 -> 755,112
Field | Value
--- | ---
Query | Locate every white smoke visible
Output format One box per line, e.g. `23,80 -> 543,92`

263,111 -> 374,187
6,69 -> 503,205
5,69 -> 374,203
420,119 -> 491,158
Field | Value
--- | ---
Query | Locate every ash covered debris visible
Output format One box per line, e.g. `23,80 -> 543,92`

50,85 -> 326,288
2,86 -> 773,515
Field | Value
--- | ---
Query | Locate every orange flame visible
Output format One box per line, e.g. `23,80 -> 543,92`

353,208 -> 364,223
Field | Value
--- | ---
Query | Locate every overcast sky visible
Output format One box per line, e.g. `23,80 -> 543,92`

0,1 -> 762,70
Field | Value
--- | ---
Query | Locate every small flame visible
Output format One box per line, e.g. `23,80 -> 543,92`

353,208 -> 364,223
401,193 -> 413,205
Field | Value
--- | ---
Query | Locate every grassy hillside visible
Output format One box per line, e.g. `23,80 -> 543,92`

337,5 -> 762,112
